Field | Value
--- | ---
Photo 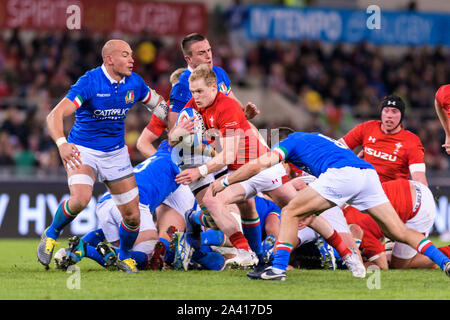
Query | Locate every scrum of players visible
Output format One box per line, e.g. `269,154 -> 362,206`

38,34 -> 450,280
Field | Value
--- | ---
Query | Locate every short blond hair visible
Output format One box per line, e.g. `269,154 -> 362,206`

169,68 -> 185,86
189,64 -> 216,87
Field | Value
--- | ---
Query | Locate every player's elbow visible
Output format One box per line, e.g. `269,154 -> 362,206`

46,108 -> 58,128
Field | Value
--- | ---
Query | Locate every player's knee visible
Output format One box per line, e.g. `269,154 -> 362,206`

68,194 -> 91,213
349,224 -> 364,240
122,213 -> 140,227
202,190 -> 222,210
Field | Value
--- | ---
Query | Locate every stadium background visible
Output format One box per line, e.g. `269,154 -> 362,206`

0,0 -> 449,240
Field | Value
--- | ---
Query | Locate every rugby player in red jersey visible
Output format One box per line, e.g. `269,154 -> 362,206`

172,65 -> 360,273
435,84 -> 450,154
172,64 -> 284,267
344,178 -> 450,270
339,95 -> 427,186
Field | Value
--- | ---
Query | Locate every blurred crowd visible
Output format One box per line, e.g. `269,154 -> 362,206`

0,12 -> 449,176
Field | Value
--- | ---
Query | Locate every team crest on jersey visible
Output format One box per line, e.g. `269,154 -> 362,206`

393,142 -> 403,154
218,82 -> 228,94
125,90 -> 135,104
368,136 -> 376,143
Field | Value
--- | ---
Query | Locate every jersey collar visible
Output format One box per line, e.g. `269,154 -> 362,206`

101,64 -> 126,85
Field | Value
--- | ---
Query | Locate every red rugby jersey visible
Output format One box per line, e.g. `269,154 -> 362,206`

344,178 -> 415,260
185,92 -> 268,170
343,120 -> 425,183
146,113 -> 167,137
435,84 -> 450,117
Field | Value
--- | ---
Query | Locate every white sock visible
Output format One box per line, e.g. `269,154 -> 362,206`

271,267 -> 285,274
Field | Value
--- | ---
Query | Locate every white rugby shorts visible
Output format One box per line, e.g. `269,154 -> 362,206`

75,144 -> 134,183
237,163 -> 287,199
162,184 -> 196,218
297,206 -> 351,244
309,167 -> 389,211
95,198 -> 156,243
392,181 -> 437,259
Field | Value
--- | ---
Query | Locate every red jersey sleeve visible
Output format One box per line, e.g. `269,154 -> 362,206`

405,134 -> 425,166
436,84 -> 450,112
343,122 -> 366,149
360,233 -> 386,261
146,113 -> 167,137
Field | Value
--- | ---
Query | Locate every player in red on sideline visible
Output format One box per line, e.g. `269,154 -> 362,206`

434,84 -> 450,155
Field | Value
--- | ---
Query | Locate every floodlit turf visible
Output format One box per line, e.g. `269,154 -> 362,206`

0,238 -> 449,300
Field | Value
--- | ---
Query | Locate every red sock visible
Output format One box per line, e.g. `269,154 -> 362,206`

229,231 -> 251,251
326,230 -> 351,258
438,245 -> 450,258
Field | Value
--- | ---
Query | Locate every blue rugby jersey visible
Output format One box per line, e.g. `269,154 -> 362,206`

272,132 -> 374,177
169,65 -> 231,113
66,65 -> 151,152
99,152 -> 180,212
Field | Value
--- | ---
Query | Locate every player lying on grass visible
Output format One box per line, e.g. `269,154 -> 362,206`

173,194 -> 281,270
344,178 -> 450,270
211,130 -> 450,281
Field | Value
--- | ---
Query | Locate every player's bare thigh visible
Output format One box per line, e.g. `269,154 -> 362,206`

156,203 -> 186,240
266,181 -> 299,208
282,185 -> 334,220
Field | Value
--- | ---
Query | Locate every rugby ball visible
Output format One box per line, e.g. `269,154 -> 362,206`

176,107 -> 205,147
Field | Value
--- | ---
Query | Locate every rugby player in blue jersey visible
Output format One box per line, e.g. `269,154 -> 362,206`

38,40 -> 170,273
167,33 -> 258,129
212,130 -> 450,281
56,141 -> 195,272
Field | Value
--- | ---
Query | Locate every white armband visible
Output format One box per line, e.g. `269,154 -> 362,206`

409,163 -> 426,173
142,88 -> 169,122
153,100 -> 169,122
143,88 -> 161,110
221,176 -> 230,188
56,137 -> 67,148
198,165 -> 208,178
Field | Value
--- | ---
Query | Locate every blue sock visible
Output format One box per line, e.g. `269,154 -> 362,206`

159,238 -> 174,264
114,249 -> 148,270
81,229 -> 105,247
191,209 -> 203,226
242,217 -> 262,255
118,220 -> 140,260
272,242 -> 293,272
46,200 -> 77,240
417,239 -> 450,270
201,229 -> 226,246
194,250 -> 225,271
129,250 -> 148,269
85,244 -> 107,267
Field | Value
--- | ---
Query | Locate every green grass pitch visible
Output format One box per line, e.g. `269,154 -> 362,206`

0,238 -> 449,300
